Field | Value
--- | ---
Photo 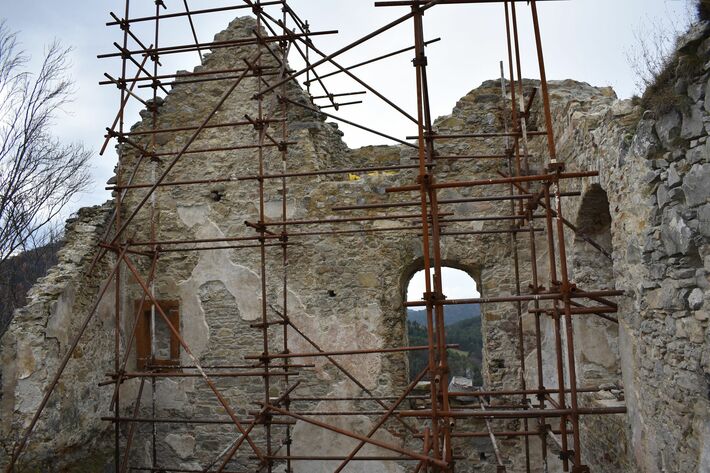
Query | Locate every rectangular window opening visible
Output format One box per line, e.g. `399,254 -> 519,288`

134,300 -> 180,371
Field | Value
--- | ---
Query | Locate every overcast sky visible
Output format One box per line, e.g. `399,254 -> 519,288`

407,267 -> 479,303
1,0 -> 694,216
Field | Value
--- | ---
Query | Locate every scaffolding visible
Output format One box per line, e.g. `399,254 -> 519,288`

6,1 -> 626,472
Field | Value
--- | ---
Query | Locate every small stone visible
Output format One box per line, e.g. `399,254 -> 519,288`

697,269 -> 710,290
676,319 -> 689,339
688,81 -> 706,102
688,288 -> 704,310
677,21 -> 710,53
669,187 -> 686,203
155,133 -> 171,146
611,100 -> 634,117
657,184 -> 671,209
682,163 -> 710,207
699,204 -> 710,236
667,164 -> 682,188
146,96 -> 164,107
689,320 -> 706,343
655,111 -> 682,149
661,210 -> 694,256
681,104 -> 705,140
634,119 -> 662,156
643,170 -> 661,185
700,37 -> 710,57
653,158 -> 669,169
686,143 -> 708,164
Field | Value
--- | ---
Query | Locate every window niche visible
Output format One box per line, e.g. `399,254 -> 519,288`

404,266 -> 482,386
135,300 -> 180,370
571,184 -> 619,385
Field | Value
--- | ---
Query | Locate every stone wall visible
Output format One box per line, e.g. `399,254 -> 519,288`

110,17 -> 518,472
516,20 -> 710,472
594,21 -> 710,473
0,203 -> 115,472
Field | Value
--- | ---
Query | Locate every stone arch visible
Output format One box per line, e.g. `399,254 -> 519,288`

399,257 -> 482,303
571,183 -> 620,385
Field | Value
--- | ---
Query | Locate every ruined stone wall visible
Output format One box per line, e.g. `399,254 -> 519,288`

517,21 -> 710,473
592,21 -> 710,473
0,203 -> 115,472
111,17 -> 519,472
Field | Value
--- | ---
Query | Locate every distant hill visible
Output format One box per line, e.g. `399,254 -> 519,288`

407,306 -> 483,385
407,303 -> 480,326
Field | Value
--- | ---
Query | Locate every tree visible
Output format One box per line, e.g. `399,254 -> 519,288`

0,21 -> 91,266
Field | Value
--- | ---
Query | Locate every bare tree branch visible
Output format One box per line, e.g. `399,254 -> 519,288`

625,0 -> 695,95
0,21 -> 91,265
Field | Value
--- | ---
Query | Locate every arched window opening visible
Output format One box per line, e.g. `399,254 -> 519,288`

572,184 -> 619,385
406,267 -> 482,385
574,184 -> 614,286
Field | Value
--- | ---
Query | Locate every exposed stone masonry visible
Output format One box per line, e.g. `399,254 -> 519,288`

0,203 -> 115,471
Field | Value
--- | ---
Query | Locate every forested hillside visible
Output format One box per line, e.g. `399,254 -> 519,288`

407,303 -> 480,326
407,304 -> 482,384
0,241 -> 62,336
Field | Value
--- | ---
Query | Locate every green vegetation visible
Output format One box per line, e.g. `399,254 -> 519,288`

407,313 -> 483,385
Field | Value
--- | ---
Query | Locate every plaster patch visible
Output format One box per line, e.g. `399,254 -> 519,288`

177,215 -> 263,358
166,433 -> 196,459
15,342 -> 35,380
291,381 -> 405,473
155,378 -> 191,412
177,204 -> 210,228
15,379 -> 42,416
46,284 -> 77,349
264,199 -> 296,220
286,293 -> 383,389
